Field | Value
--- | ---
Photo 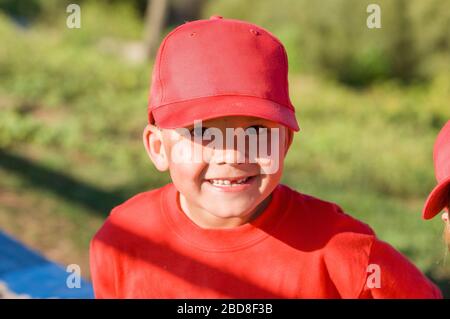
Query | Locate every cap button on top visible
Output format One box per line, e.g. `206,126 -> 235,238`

210,15 -> 223,20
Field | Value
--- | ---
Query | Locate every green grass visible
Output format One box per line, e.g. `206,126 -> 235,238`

0,4 -> 449,297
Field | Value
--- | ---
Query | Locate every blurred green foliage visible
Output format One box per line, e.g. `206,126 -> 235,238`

2,0 -> 448,86
204,0 -> 450,86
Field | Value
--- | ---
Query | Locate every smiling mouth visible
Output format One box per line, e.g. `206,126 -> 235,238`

205,176 -> 255,187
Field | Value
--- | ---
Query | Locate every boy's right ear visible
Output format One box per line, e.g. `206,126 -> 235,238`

143,124 -> 169,172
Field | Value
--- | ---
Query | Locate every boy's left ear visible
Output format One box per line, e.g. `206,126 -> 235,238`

143,124 -> 169,172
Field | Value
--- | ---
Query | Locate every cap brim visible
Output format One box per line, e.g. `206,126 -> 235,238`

423,176 -> 450,220
150,95 -> 300,132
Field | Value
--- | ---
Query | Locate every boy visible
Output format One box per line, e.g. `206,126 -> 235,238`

90,16 -> 442,298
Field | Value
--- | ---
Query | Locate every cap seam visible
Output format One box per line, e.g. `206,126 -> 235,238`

209,17 -> 286,49
172,18 -> 286,48
157,38 -> 167,105
157,24 -> 191,105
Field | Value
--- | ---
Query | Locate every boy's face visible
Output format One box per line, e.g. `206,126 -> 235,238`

143,116 -> 291,228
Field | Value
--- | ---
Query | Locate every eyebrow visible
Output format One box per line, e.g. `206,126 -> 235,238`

186,120 -> 272,129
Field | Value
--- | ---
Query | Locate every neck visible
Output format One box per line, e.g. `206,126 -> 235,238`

178,193 -> 272,229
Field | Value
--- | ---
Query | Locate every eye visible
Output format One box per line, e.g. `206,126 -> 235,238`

189,126 -> 208,138
246,125 -> 268,135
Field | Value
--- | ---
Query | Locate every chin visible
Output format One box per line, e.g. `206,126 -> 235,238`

208,205 -> 254,219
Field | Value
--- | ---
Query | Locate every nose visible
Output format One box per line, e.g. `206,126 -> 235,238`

211,147 -> 247,164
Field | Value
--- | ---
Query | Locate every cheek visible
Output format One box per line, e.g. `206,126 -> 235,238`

165,138 -> 212,194
168,162 -> 207,191
256,132 -> 286,176
261,163 -> 284,188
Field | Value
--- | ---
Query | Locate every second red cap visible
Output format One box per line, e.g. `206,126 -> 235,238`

423,120 -> 450,219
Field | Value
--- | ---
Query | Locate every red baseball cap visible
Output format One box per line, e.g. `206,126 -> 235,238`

423,120 -> 450,220
147,16 -> 300,132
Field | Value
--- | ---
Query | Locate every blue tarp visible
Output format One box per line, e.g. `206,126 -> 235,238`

0,230 -> 94,298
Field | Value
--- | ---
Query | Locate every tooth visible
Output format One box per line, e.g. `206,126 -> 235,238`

209,178 -> 251,186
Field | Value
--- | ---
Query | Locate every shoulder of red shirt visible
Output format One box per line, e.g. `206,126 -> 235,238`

90,182 -> 442,298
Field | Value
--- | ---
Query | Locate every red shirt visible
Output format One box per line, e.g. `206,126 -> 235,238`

90,183 -> 442,298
